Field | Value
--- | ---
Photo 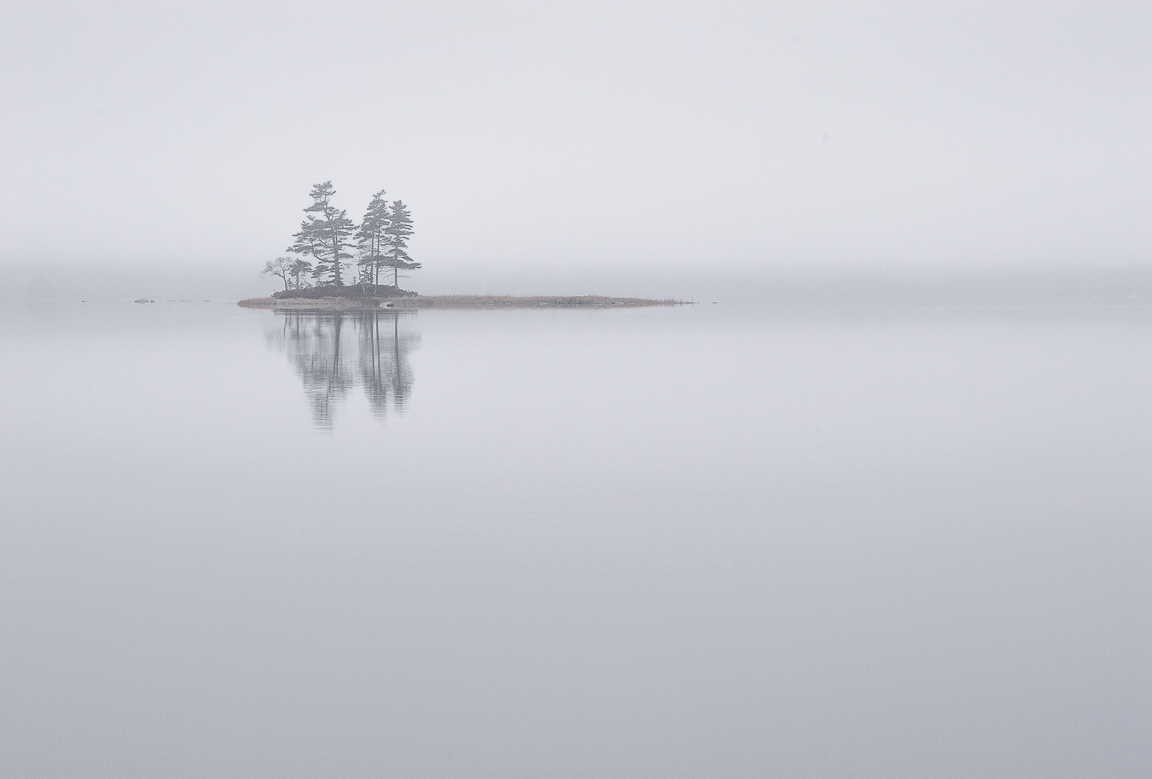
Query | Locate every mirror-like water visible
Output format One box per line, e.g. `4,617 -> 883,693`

1,300 -> 1150,778
267,312 -> 419,430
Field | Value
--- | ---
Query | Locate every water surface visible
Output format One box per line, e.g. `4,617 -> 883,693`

1,300 -> 1150,777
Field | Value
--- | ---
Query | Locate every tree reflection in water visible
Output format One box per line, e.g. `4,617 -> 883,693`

267,311 -> 418,429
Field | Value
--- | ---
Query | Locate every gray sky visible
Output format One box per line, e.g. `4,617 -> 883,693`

1,0 -> 1149,283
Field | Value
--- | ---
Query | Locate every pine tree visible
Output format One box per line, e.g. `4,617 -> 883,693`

289,258 -> 313,289
383,199 -> 421,288
288,181 -> 356,287
355,190 -> 391,289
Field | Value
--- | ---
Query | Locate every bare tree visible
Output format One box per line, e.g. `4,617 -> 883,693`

263,257 -> 293,291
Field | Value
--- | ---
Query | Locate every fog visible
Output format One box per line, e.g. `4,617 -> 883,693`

2,0 -> 1149,292
4,6 -> 1152,772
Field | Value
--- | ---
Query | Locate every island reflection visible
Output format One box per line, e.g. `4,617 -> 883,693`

267,311 -> 419,429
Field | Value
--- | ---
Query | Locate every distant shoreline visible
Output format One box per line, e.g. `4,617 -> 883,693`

238,295 -> 688,311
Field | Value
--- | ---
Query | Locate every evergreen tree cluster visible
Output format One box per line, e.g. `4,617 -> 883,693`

264,181 -> 419,292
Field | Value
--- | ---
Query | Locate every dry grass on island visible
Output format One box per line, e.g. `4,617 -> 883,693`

239,294 -> 687,311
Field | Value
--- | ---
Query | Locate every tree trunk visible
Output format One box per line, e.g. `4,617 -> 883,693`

331,226 -> 343,287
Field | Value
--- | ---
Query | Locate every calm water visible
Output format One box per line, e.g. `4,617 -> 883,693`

1,300 -> 1150,778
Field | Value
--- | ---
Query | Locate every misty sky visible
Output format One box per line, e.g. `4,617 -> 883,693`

1,0 -> 1149,280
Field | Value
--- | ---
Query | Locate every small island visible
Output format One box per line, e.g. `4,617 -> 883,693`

239,181 -> 685,311
239,293 -> 684,310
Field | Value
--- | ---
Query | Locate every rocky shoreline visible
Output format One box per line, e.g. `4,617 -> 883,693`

238,295 -> 686,311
